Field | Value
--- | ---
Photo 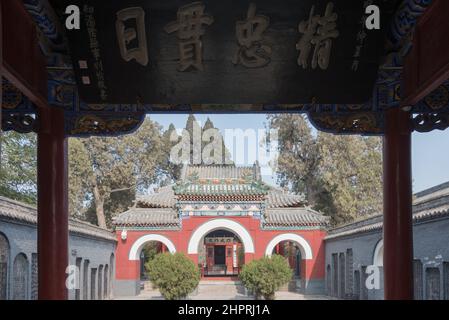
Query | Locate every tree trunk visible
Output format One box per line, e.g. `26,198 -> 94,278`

305,177 -> 318,206
93,183 -> 107,228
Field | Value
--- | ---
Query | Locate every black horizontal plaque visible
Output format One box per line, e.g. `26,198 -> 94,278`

53,0 -> 398,105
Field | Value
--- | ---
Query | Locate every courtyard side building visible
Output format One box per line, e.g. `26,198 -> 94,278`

0,197 -> 116,300
325,181 -> 449,300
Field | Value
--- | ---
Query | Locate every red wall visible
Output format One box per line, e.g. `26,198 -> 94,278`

115,216 -> 326,281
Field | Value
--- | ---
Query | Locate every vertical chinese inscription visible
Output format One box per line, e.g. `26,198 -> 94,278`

115,7 -> 149,66
84,5 -> 108,101
351,0 -> 373,71
233,3 -> 271,68
164,2 -> 214,71
296,2 -> 339,70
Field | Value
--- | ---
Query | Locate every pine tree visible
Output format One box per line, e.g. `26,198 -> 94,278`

267,114 -> 382,225
161,123 -> 182,184
0,131 -> 37,204
202,117 -> 233,165
68,117 -> 170,227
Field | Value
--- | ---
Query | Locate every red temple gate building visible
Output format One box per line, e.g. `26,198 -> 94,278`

113,163 -> 328,296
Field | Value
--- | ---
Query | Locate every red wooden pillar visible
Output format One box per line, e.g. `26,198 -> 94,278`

383,108 -> 413,300
37,107 -> 69,300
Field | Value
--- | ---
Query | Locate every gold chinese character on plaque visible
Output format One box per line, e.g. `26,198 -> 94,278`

296,2 -> 339,70
233,3 -> 271,68
115,7 -> 149,66
165,2 -> 214,71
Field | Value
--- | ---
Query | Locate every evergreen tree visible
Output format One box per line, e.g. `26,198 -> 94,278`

0,131 -> 37,204
267,114 -> 383,225
183,114 -> 232,165
185,114 -> 202,165
161,123 -> 182,184
201,117 -> 233,165
68,118 -> 170,227
267,114 -> 321,203
316,132 -> 383,224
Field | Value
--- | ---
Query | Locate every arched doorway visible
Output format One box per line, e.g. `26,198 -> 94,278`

104,264 -> 109,299
0,233 -> 9,300
109,253 -> 114,299
139,241 -> 170,281
201,229 -> 244,277
188,219 -> 255,255
98,265 -> 103,300
326,264 -> 332,295
269,240 -> 303,277
373,239 -> 383,267
83,260 -> 89,300
129,234 -> 176,260
75,257 -> 82,300
187,219 -> 254,279
354,270 -> 361,299
13,253 -> 29,300
265,234 -> 313,259
265,233 -> 313,290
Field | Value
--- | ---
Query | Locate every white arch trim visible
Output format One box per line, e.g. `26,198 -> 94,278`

265,233 -> 313,260
187,219 -> 255,254
129,234 -> 176,260
373,239 -> 383,267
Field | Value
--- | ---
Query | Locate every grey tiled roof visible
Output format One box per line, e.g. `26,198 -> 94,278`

326,182 -> 449,240
136,185 -> 176,208
114,207 -> 327,228
174,183 -> 268,196
137,188 -> 305,208
266,189 -> 306,208
123,164 -> 311,227
137,184 -> 305,208
325,211 -> 449,240
182,165 -> 258,180
0,196 -> 116,241
113,208 -> 179,228
264,207 -> 329,227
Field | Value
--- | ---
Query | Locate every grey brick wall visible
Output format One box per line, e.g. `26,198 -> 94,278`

0,218 -> 116,300
325,216 -> 449,300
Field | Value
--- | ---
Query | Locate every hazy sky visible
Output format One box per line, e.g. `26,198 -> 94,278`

150,114 -> 449,193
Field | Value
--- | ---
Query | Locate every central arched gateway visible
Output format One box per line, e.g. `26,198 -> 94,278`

201,229 -> 244,276
188,219 -> 255,254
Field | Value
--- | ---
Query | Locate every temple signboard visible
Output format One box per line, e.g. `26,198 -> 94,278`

205,237 -> 236,244
52,0 -> 398,105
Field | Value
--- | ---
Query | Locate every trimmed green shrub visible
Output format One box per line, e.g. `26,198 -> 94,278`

239,254 -> 293,300
146,252 -> 200,300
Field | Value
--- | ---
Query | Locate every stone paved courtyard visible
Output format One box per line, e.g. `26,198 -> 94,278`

116,281 -> 333,300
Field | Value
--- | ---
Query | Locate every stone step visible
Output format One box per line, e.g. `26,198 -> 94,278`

193,280 -> 246,297
199,280 -> 241,285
